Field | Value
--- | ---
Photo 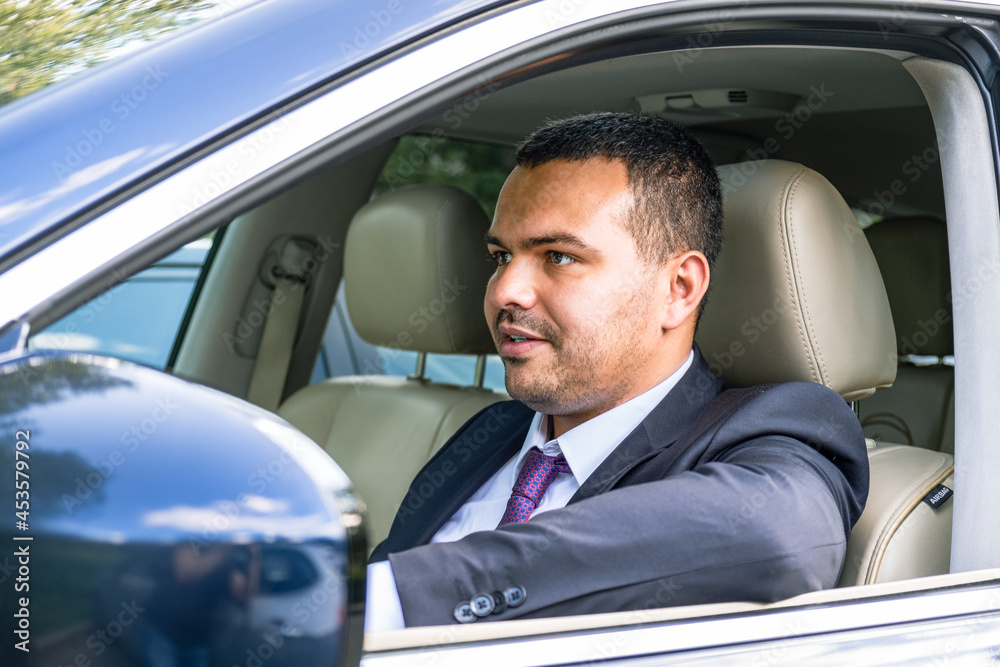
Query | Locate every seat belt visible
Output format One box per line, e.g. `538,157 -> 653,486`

247,239 -> 316,410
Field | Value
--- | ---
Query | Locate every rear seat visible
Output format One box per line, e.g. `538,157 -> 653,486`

859,217 -> 955,453
278,185 -> 504,547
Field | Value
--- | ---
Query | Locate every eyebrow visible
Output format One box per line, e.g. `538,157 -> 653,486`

484,232 -> 600,255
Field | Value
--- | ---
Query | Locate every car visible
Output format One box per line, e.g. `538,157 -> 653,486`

2,0 -> 1000,664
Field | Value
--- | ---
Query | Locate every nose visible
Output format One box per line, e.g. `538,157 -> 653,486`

487,258 -> 537,312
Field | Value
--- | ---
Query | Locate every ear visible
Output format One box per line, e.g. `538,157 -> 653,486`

660,251 -> 710,331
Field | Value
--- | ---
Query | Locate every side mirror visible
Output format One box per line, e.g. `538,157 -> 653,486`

0,352 -> 366,666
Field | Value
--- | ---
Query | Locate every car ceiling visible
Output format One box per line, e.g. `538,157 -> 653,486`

416,46 -> 943,219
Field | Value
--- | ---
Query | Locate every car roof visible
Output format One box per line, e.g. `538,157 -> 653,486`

0,0 -> 502,266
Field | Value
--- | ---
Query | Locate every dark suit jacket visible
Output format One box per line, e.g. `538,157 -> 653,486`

370,349 -> 869,627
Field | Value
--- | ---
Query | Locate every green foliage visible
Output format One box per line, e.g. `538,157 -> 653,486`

374,135 -> 516,217
0,0 -> 209,107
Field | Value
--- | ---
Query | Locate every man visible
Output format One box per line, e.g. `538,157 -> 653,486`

365,113 -> 868,629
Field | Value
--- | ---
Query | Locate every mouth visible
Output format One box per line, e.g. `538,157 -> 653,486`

496,324 -> 548,356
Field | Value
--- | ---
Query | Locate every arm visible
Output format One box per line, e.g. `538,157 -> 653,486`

388,434 -> 858,626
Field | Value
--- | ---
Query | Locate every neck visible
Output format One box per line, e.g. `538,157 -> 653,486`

549,345 -> 692,438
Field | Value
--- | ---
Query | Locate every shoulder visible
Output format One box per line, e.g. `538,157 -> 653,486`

668,380 -> 866,476
715,381 -> 860,438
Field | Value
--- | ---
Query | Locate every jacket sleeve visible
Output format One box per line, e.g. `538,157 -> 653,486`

387,386 -> 866,626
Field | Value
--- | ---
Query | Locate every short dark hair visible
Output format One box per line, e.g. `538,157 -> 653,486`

515,113 -> 724,272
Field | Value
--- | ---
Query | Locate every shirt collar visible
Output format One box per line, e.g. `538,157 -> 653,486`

516,349 -> 695,487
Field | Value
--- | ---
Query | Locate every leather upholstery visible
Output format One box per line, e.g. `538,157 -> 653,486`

838,440 -> 953,586
344,185 -> 496,355
860,217 -> 955,452
279,377 -> 503,547
281,185 -> 506,547
698,160 -> 897,401
698,162 -> 951,587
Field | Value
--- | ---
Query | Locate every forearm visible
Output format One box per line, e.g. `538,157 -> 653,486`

388,438 -> 853,627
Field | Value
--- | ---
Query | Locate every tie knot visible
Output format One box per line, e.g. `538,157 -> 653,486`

522,447 -> 571,481
497,448 -> 572,526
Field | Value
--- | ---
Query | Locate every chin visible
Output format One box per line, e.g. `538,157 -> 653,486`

504,379 -> 557,411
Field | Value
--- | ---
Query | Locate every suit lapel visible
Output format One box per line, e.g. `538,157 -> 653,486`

412,404 -> 532,545
572,348 -> 724,502
372,401 -> 534,557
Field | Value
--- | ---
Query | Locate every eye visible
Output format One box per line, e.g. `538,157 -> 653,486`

491,250 -> 512,266
549,251 -> 575,266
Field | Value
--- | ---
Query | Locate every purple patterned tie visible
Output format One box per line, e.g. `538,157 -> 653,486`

497,447 -> 572,526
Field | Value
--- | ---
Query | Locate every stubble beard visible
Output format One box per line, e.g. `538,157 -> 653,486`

496,284 -> 655,418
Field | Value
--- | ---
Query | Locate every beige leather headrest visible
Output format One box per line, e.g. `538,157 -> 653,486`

697,160 -> 896,401
344,185 -> 496,355
865,217 -> 952,357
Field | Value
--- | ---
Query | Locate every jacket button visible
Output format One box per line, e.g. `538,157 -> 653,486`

471,592 -> 495,617
490,590 -> 507,614
453,602 -> 477,624
503,585 -> 526,608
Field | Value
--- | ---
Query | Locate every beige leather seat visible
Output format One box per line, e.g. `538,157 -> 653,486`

859,217 -> 955,453
278,185 -> 504,548
698,160 -> 954,586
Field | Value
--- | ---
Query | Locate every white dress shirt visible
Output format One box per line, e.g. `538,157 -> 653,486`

366,350 -> 695,632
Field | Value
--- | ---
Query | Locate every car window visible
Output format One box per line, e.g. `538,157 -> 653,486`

28,235 -> 217,369
313,282 -> 508,392
372,134 -> 515,217
312,135 -> 511,391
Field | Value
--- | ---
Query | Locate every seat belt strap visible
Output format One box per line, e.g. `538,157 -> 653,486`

246,238 -> 316,410
247,278 -> 306,410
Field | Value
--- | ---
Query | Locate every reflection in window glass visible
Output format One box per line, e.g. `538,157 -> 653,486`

0,1 -> 217,109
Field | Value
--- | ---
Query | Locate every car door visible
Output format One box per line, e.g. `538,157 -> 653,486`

3,0 -> 1000,665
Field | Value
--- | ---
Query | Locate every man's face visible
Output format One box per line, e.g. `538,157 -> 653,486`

485,158 -> 668,420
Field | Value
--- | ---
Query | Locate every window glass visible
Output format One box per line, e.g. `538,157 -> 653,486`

258,548 -> 318,595
312,283 -> 505,391
373,135 -> 515,217
28,236 -> 214,368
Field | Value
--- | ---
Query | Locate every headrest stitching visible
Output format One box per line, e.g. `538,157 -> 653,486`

787,169 -> 828,386
778,167 -> 822,386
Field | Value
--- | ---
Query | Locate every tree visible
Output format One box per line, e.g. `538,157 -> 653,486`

0,0 -> 209,107
375,135 -> 515,217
